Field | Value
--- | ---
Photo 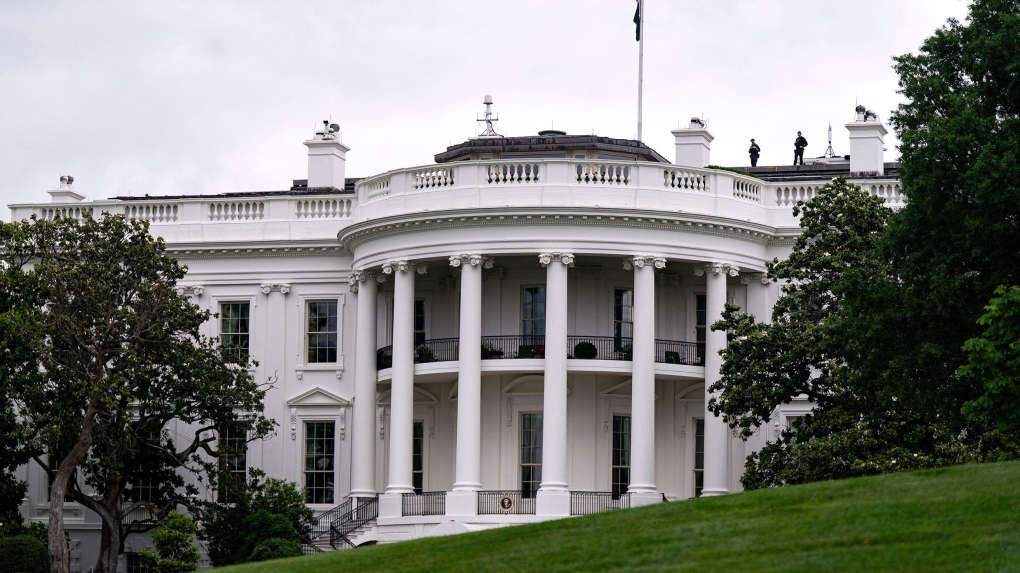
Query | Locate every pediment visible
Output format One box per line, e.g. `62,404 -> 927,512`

286,387 -> 351,408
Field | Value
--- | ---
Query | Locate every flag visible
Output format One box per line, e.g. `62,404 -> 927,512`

633,0 -> 641,41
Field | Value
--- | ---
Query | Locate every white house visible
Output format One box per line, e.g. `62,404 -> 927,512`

9,103 -> 901,569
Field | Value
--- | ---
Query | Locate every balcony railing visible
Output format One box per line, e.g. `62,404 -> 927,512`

570,491 -> 631,515
477,490 -> 537,515
377,336 -> 705,370
401,492 -> 447,516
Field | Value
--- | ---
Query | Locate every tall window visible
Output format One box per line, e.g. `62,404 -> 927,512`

307,301 -> 339,363
695,294 -> 707,363
520,413 -> 543,498
412,421 -> 424,494
612,415 -> 631,500
614,289 -> 634,350
522,287 -> 546,342
125,553 -> 142,573
304,422 -> 335,504
414,299 -> 426,346
218,425 -> 247,501
125,473 -> 158,504
220,302 -> 250,363
694,419 -> 705,498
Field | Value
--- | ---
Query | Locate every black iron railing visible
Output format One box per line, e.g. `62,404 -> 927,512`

655,340 -> 704,365
330,496 -> 378,550
570,491 -> 631,515
566,336 -> 633,360
300,536 -> 324,555
378,336 -> 704,369
477,490 -> 537,515
401,491 -> 447,516
307,497 -> 352,542
481,335 -> 546,359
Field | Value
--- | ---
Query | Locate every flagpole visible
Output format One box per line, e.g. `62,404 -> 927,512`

637,0 -> 644,141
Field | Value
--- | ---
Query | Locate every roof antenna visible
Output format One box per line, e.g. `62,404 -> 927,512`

824,123 -> 836,158
477,95 -> 501,137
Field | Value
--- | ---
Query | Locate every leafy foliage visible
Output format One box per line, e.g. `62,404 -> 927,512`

0,535 -> 49,573
960,286 -> 1020,433
139,512 -> 200,573
248,538 -> 302,562
0,213 -> 274,573
198,470 -> 314,567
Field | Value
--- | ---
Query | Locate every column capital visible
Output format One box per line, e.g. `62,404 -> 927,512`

449,254 -> 494,269
740,272 -> 769,285
382,260 -> 428,275
623,256 -> 667,270
695,262 -> 739,277
259,283 -> 291,294
538,252 -> 574,267
348,269 -> 379,292
176,284 -> 204,297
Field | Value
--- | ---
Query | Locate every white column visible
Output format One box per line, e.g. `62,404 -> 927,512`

625,256 -> 665,506
383,260 -> 426,495
698,262 -> 738,496
349,270 -> 379,498
537,252 -> 572,516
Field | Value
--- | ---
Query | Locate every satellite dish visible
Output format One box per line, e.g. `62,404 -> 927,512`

329,123 -> 340,132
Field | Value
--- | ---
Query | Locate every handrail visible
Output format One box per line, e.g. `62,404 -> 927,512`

307,497 -> 351,541
570,491 -> 631,515
330,495 -> 378,550
401,492 -> 447,516
567,335 -> 633,360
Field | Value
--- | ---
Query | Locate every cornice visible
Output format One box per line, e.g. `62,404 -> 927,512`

167,242 -> 350,259
338,207 -> 779,251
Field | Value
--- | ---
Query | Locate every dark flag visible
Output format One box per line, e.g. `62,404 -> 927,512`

633,0 -> 641,41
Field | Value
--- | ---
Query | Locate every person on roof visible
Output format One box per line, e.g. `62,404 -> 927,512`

793,131 -> 808,166
748,139 -> 761,167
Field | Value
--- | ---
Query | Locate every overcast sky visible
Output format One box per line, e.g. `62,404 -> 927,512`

0,0 -> 971,220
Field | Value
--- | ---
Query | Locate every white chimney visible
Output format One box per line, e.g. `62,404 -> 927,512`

671,118 -> 714,169
47,175 -> 85,203
304,121 -> 350,191
846,106 -> 888,176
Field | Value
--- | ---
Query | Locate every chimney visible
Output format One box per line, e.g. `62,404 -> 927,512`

303,121 -> 350,192
47,175 -> 85,203
846,106 -> 887,176
671,118 -> 714,169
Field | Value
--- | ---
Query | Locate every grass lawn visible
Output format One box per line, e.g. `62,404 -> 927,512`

214,461 -> 1020,572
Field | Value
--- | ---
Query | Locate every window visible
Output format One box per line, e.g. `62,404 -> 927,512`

614,289 -> 634,350
414,299 -> 426,346
695,294 -> 707,363
218,425 -> 247,501
694,418 -> 705,498
612,415 -> 631,500
307,301 -> 339,363
412,421 -> 424,494
125,473 -> 159,504
520,413 -> 543,498
125,553 -> 142,573
522,287 -> 546,343
220,302 -> 250,363
304,422 -> 335,504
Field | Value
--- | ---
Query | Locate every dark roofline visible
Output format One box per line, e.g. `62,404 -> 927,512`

111,178 -> 360,201
734,162 -> 901,182
435,134 -> 671,164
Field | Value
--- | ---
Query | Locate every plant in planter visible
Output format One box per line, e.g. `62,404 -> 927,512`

573,341 -> 598,360
482,341 -> 503,359
618,343 -> 633,361
415,345 -> 435,363
533,345 -> 545,359
664,351 -> 682,364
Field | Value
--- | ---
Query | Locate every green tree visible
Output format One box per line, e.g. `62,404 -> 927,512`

0,213 -> 274,573
139,512 -> 199,573
198,470 -> 313,567
960,286 -> 1020,434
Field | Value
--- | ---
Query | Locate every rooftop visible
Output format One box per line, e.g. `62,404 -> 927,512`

435,134 -> 671,164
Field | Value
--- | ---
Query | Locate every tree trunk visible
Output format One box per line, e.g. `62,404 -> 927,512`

48,404 -> 97,573
94,515 -> 120,573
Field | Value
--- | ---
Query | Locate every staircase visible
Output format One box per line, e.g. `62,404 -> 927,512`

302,496 -> 379,553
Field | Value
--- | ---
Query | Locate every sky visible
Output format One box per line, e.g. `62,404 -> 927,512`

0,0 -> 972,221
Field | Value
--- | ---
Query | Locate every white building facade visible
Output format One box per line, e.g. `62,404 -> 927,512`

10,108 -> 900,567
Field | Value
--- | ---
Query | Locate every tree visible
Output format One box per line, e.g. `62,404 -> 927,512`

198,470 -> 313,567
0,213 -> 274,573
960,286 -> 1020,434
139,512 -> 199,573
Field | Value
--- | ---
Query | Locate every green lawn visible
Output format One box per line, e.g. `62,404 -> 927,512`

215,461 -> 1020,573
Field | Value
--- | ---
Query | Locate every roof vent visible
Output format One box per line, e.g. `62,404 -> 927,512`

538,129 -> 567,137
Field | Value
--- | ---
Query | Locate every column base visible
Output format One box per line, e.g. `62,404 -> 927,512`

378,493 -> 404,518
629,491 -> 663,508
699,488 -> 730,497
444,490 -> 478,517
536,489 -> 571,517
349,489 -> 378,499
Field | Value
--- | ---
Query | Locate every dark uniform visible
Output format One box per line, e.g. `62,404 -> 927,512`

793,133 -> 808,166
748,140 -> 761,167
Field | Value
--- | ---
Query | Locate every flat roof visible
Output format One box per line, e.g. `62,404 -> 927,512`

435,134 -> 671,164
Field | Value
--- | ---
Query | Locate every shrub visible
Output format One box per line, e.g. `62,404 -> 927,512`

248,537 -> 302,562
0,535 -> 49,573
415,345 -> 435,363
573,341 -> 598,359
139,512 -> 199,573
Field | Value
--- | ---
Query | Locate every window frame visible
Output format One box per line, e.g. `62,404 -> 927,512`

611,414 -> 631,500
303,421 -> 337,505
306,299 -> 340,364
521,286 -> 547,343
519,412 -> 544,499
693,418 -> 705,498
613,288 -> 634,350
219,300 -> 252,364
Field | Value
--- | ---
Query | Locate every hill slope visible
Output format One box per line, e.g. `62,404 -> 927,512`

215,462 -> 1020,573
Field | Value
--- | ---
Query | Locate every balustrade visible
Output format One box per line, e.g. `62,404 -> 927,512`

487,162 -> 540,184
569,491 -> 631,515
732,178 -> 762,203
124,203 -> 178,222
663,168 -> 709,191
208,200 -> 265,221
576,163 -> 630,185
295,198 -> 353,219
36,206 -> 92,221
477,491 -> 537,515
567,336 -> 632,360
412,167 -> 455,189
401,492 -> 447,516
